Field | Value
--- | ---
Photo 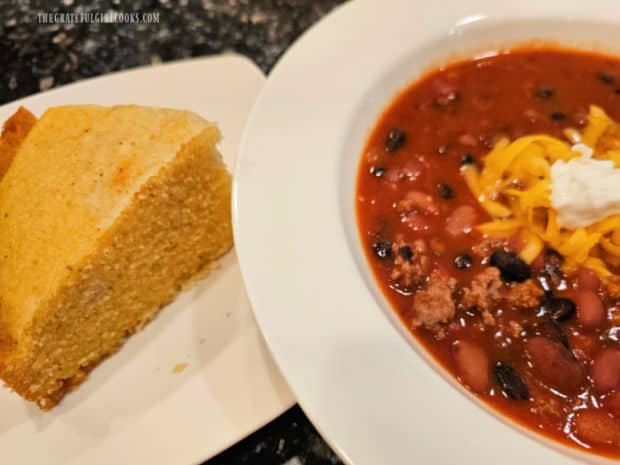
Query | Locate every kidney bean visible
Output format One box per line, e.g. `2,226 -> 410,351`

404,213 -> 430,233
432,78 -> 460,107
531,253 -> 545,273
535,319 -> 569,349
574,410 -> 620,446
525,336 -> 584,395
591,349 -> 620,393
577,267 -> 601,291
458,133 -> 476,146
506,233 -> 525,253
384,160 -> 424,183
453,340 -> 491,393
576,289 -> 606,330
397,191 -> 439,215
445,205 -> 478,237
569,333 -> 597,359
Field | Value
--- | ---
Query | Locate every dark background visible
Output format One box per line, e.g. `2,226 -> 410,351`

0,0 -> 346,102
0,1 -> 347,464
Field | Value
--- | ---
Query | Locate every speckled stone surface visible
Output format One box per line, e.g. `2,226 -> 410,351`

207,406 -> 343,465
0,1 -> 346,464
0,0 -> 346,104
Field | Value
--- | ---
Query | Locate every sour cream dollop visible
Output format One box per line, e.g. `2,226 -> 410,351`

551,144 -> 620,228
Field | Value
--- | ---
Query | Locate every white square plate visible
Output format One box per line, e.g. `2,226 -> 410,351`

0,54 -> 294,465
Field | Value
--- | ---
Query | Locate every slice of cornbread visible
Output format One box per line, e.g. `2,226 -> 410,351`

0,105 -> 232,409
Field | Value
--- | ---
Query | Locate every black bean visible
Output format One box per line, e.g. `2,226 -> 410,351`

541,297 -> 576,322
550,111 -> 567,121
370,166 -> 386,177
461,153 -> 474,166
454,254 -> 473,270
545,248 -> 563,262
437,183 -> 454,199
373,241 -> 392,259
385,129 -> 406,152
598,73 -> 615,85
398,245 -> 413,262
494,361 -> 529,400
535,86 -> 555,99
490,251 -> 531,282
437,144 -> 450,155
542,248 -> 565,290
537,276 -> 553,295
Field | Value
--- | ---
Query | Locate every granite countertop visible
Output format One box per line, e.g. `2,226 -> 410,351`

0,1 -> 345,464
0,0 -> 345,101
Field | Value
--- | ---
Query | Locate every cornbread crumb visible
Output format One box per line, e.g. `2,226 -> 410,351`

172,363 -> 189,374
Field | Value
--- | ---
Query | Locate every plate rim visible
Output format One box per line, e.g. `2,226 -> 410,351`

0,53 -> 262,111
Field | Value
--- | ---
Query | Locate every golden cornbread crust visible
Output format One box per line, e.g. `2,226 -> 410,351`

0,107 -> 36,178
0,107 -> 232,409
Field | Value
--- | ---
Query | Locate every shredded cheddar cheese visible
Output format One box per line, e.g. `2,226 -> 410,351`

462,106 -> 620,276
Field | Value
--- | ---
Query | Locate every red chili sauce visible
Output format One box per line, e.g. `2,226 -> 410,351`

356,48 -> 620,456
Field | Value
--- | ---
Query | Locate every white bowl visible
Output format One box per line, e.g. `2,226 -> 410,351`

234,1 -> 620,463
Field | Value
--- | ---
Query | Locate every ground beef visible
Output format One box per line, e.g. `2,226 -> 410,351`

459,267 -> 503,312
391,256 -> 423,288
397,190 -> 439,215
459,266 -> 543,317
531,387 -> 565,424
412,272 -> 457,331
412,238 -> 428,255
509,320 -> 524,338
445,205 -> 478,237
481,310 -> 496,326
504,279 -> 544,309
390,238 -> 430,288
471,237 -> 506,259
